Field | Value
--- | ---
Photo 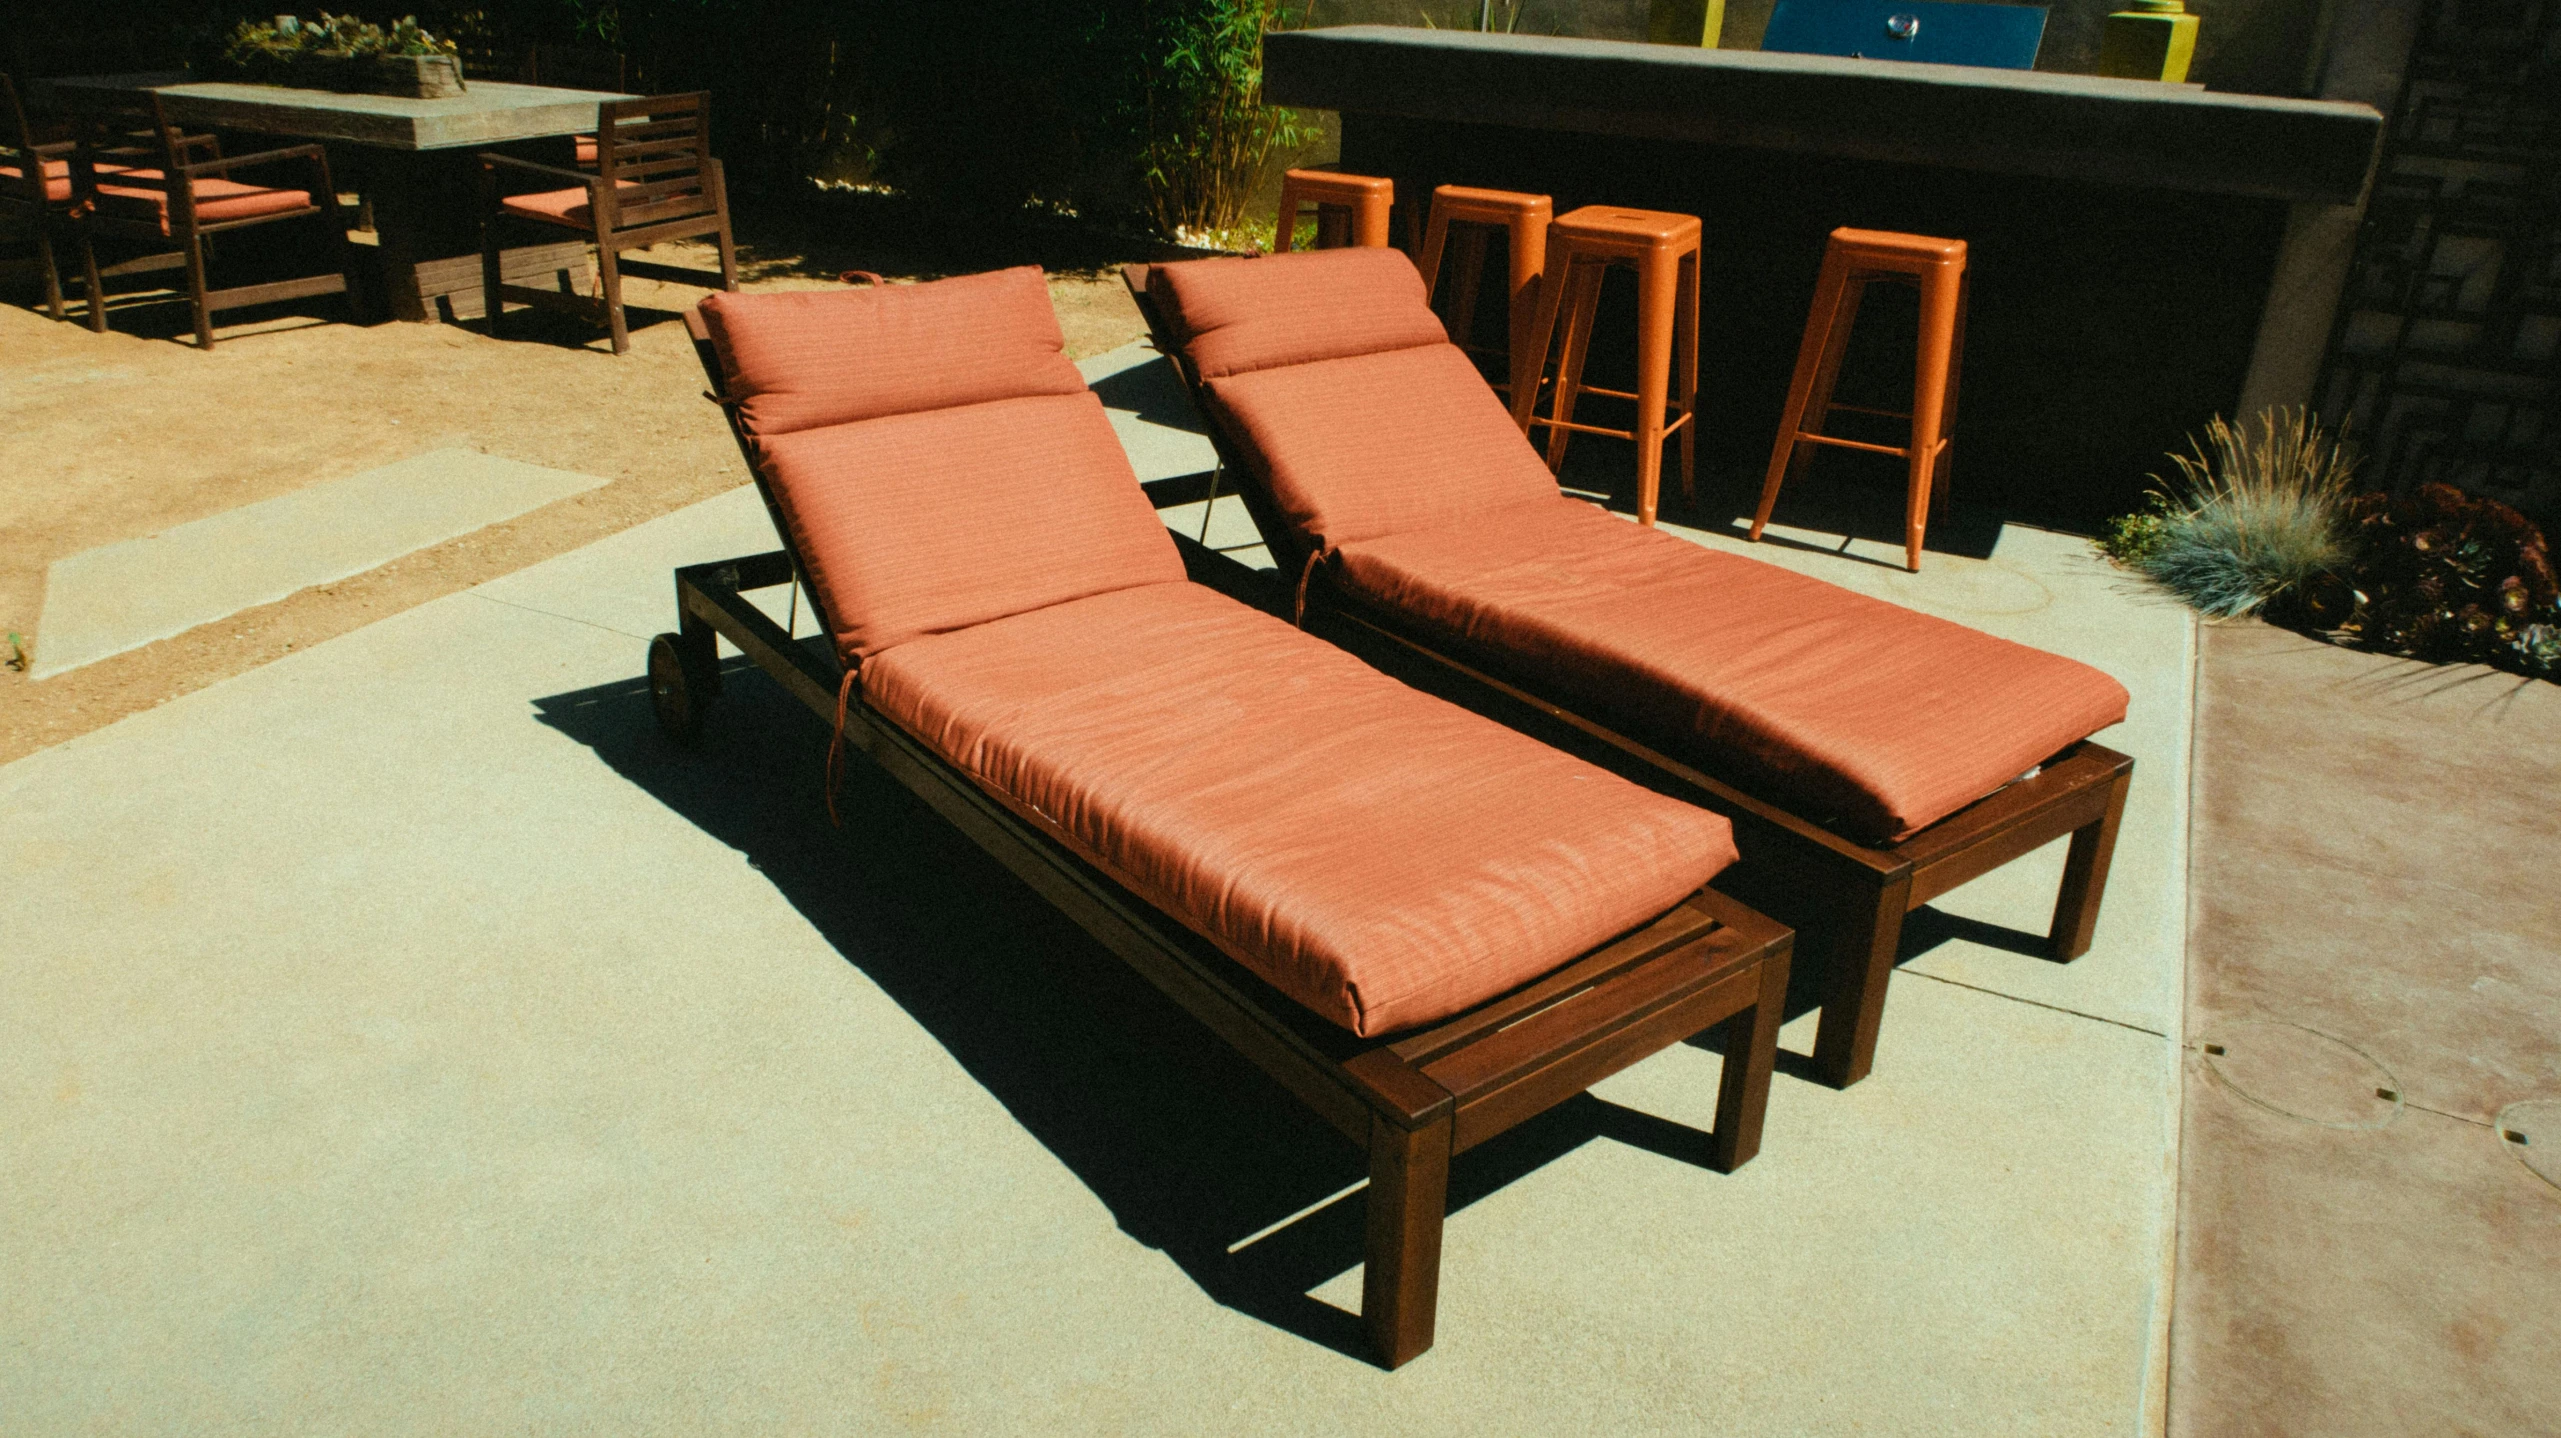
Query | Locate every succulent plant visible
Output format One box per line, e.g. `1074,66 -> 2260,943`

219,12 -> 458,77
2338,481 -> 2561,680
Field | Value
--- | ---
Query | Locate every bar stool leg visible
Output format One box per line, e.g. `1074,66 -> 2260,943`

1513,240 -> 1578,433
1675,247 -> 1701,505
1751,251 -> 1856,543
1904,265 -> 1963,571
1505,208 -> 1547,413
1447,227 -> 1488,349
1418,207 -> 1454,305
1543,259 -> 1606,473
1631,246 -> 1678,527
1792,276 -> 1867,491
1934,268 -> 1969,515
1352,188 -> 1393,248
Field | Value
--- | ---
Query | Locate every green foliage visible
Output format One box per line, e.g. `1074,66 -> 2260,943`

2095,492 -> 2174,569
2099,408 -> 2359,620
1130,0 -> 1307,242
218,11 -> 459,76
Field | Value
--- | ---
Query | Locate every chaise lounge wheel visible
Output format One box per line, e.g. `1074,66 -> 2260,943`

647,632 -> 712,746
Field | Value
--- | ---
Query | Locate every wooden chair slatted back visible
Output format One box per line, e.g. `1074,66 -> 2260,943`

67,93 -> 186,226
593,93 -> 717,230
0,72 -> 56,208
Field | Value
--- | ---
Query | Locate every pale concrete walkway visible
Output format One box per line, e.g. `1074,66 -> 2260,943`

1,349 -> 2191,1433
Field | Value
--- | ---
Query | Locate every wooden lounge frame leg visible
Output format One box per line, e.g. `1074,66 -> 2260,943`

2049,759 -> 2131,959
1709,924 -> 1790,1171
1362,1108 -> 1452,1370
1809,871 -> 1912,1090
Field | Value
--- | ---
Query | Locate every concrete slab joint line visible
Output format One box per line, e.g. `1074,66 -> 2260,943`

31,448 -> 609,680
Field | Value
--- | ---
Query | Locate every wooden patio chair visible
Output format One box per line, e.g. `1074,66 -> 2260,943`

63,90 -> 354,349
1,72 -> 78,320
478,90 -> 735,354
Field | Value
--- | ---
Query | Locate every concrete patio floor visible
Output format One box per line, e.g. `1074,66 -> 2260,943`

2,345 -> 2196,1432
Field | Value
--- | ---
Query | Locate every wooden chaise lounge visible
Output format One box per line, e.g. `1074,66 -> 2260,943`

1124,248 -> 2135,1090
652,266 -> 1793,1368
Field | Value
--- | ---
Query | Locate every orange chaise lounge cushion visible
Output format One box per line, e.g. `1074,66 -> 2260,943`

1149,246 -> 1447,381
699,265 -> 1740,1035
1151,248 -> 2130,843
864,580 -> 1738,1036
701,266 -> 1089,440
700,274 -> 1182,662
1333,497 -> 2129,843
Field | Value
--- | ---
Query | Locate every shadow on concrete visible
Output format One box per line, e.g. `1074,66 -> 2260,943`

530,643 -> 1753,1365
1087,351 -> 1206,434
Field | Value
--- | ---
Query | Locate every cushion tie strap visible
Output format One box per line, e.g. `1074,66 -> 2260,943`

824,663 -> 860,827
1293,544 -> 1335,628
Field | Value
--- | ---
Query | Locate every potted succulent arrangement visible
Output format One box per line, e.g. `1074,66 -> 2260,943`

217,13 -> 467,98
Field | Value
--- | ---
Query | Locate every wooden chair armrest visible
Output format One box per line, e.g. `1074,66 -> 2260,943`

479,152 -> 596,188
179,143 -> 324,177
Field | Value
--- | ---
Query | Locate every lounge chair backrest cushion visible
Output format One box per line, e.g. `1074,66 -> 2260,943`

699,266 -> 1087,438
1150,249 -> 1448,380
1202,345 -> 1564,554
702,272 -> 1185,663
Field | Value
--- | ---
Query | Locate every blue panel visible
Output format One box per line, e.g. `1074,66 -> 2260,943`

1761,0 -> 2049,70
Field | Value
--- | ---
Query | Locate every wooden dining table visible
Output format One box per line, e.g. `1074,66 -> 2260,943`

38,72 -> 638,322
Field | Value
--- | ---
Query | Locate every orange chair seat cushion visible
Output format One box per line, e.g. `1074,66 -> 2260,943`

864,581 -> 1739,1036
756,391 -> 1185,662
1149,248 -> 1446,380
1204,342 -> 1562,554
573,133 -> 597,166
699,268 -> 1089,439
91,171 -> 312,233
1331,498 -> 2131,843
496,179 -> 645,229
0,158 -> 72,203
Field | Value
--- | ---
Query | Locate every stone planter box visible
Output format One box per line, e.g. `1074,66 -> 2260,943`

241,53 -> 466,99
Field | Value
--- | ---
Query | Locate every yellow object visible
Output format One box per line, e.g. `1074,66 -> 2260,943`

2096,0 -> 2200,82
1647,0 -> 1726,48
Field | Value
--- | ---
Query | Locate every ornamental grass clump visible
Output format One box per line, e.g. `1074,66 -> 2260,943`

2100,408 -> 2359,621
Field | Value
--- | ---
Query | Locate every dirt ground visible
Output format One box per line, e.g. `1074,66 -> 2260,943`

0,198 -> 1160,765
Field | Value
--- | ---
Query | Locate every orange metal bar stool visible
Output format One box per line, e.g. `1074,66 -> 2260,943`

1511,205 -> 1702,527
1416,185 -> 1553,410
1752,227 -> 1970,572
1273,169 -> 1393,251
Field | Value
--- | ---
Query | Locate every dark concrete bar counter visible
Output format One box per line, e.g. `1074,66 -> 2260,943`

1266,27 -> 2387,530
